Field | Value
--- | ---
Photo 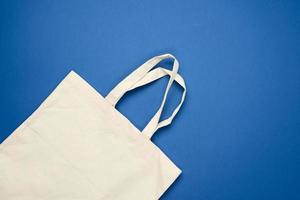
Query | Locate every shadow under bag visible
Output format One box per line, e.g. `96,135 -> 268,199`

0,54 -> 186,200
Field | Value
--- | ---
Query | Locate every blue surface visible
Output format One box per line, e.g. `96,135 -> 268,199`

0,0 -> 299,199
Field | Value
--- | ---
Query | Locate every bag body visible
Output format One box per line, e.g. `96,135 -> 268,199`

0,54 -> 186,200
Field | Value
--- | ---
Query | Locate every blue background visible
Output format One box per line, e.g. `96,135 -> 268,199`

0,0 -> 299,199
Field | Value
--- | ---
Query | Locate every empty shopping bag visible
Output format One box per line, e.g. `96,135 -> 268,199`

0,54 -> 186,200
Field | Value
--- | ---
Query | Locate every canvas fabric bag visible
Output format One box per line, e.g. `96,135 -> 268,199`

0,54 -> 186,200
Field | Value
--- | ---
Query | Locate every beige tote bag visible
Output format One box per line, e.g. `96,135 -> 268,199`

0,54 -> 186,200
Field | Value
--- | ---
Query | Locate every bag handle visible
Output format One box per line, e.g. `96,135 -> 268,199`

105,54 -> 186,139
129,67 -> 186,138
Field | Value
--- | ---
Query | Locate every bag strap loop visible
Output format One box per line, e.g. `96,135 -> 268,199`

105,54 -> 186,139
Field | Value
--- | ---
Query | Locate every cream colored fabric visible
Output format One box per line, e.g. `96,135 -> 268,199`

0,54 -> 186,200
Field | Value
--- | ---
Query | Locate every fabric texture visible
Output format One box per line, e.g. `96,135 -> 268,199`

0,54 -> 186,200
